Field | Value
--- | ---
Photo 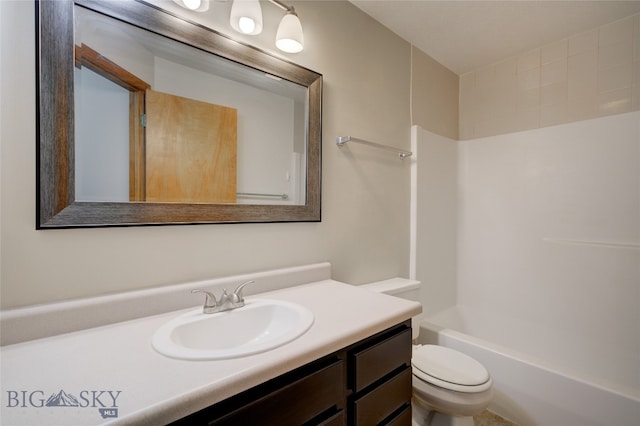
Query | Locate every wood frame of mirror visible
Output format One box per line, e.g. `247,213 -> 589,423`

36,0 -> 322,228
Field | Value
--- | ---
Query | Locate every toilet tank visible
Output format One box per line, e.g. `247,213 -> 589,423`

360,278 -> 423,340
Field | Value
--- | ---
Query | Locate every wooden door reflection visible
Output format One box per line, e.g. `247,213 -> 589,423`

144,90 -> 238,204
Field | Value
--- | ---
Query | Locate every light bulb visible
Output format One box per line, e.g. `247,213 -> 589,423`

172,0 -> 209,12
238,17 -> 256,34
182,0 -> 201,10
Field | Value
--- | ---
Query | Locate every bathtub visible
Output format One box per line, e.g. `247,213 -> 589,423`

417,305 -> 640,426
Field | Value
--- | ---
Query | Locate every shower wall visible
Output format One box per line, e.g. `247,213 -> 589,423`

414,109 -> 639,396
412,12 -> 640,406
457,111 -> 640,382
411,126 -> 458,315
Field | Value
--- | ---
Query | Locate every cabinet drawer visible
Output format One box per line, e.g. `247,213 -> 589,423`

386,405 -> 411,426
209,360 -> 344,426
352,367 -> 412,425
350,327 -> 411,392
317,410 -> 345,426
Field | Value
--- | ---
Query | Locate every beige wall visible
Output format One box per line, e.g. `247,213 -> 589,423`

2,1 -> 457,309
411,47 -> 459,140
460,13 -> 640,140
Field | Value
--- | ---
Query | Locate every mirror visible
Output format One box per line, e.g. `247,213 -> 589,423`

37,0 -> 322,228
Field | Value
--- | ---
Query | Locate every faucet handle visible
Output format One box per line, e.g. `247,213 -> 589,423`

232,280 -> 254,306
191,289 -> 217,314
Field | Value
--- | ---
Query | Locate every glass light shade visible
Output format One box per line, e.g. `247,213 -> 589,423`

275,12 -> 304,53
230,0 -> 263,35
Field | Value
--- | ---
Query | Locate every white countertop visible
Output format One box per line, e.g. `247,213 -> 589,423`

0,280 -> 421,426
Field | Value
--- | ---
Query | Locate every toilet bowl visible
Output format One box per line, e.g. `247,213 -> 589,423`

411,344 -> 493,426
361,279 -> 493,426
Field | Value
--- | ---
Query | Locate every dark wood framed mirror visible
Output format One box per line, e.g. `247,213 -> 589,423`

36,0 -> 322,228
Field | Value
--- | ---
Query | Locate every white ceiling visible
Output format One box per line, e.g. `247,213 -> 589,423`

350,0 -> 640,75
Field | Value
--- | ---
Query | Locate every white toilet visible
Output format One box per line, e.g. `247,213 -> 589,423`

362,279 -> 493,426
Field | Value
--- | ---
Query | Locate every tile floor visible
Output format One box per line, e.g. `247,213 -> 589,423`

473,410 -> 519,426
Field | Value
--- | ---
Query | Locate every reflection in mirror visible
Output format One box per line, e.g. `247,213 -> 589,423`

74,6 -> 308,206
37,0 -> 322,228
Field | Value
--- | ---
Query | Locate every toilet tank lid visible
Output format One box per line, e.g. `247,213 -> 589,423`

360,278 -> 420,295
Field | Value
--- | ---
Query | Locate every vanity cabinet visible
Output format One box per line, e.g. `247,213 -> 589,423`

347,322 -> 412,425
209,357 -> 344,425
170,320 -> 411,426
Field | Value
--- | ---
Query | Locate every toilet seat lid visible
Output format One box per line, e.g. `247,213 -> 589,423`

412,345 -> 491,391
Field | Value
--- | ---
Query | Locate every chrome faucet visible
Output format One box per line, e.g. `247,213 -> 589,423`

191,280 -> 255,314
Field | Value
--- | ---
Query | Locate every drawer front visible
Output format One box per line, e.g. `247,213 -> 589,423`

210,360 -> 344,426
317,410 -> 345,426
352,367 -> 412,425
351,327 -> 412,392
386,405 -> 411,426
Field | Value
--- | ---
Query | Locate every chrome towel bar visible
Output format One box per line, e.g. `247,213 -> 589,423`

336,136 -> 412,159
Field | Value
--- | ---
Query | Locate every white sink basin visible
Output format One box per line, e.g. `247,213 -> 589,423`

152,299 -> 314,360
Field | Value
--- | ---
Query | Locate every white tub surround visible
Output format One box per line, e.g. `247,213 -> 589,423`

413,109 -> 640,426
410,126 -> 458,314
0,265 -> 421,426
421,307 -> 640,426
456,111 -> 639,398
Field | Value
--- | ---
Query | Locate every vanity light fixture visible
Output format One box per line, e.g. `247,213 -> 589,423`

174,0 -> 304,53
230,0 -> 304,53
172,0 -> 210,12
